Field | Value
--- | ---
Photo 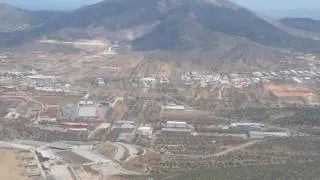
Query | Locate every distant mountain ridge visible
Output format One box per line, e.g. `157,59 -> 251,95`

280,18 -> 320,34
0,3 -> 63,32
0,0 -> 102,11
0,3 -> 38,32
261,9 -> 320,20
1,0 -> 320,71
2,0 -> 318,51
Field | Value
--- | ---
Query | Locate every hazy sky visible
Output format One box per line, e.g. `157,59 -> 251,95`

0,0 -> 102,10
233,0 -> 320,10
0,0 -> 319,10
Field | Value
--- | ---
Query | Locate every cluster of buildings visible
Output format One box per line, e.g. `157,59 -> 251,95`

0,70 -> 72,93
224,122 -> 291,139
252,70 -> 320,84
59,100 -> 110,121
91,76 -> 170,89
0,140 -> 112,179
181,69 -> 320,88
33,100 -> 111,141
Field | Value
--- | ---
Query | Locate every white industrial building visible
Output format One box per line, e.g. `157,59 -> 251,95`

164,104 -> 185,111
140,77 -> 156,83
229,123 -> 263,132
165,121 -> 188,128
78,107 -> 97,118
160,121 -> 194,135
137,126 -> 153,137
249,131 -> 291,139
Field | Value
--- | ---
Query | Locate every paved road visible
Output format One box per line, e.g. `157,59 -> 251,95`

113,143 -> 126,161
117,142 -> 138,156
111,97 -> 124,107
213,140 -> 262,157
210,81 -> 219,92
32,150 -> 46,179
218,86 -> 225,100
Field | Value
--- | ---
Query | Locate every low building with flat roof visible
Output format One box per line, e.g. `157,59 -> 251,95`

249,131 -> 290,139
229,122 -> 263,132
161,127 -> 192,135
138,126 -> 153,137
159,121 -> 194,135
78,107 -> 97,117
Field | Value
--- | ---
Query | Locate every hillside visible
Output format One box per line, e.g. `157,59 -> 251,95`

1,0 -> 320,71
0,3 -> 37,32
280,18 -> 320,33
0,3 -> 63,32
2,0 -> 320,50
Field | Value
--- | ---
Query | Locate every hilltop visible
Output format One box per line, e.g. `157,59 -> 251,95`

1,0 -> 320,71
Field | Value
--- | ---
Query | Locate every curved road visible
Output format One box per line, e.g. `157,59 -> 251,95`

113,143 -> 126,161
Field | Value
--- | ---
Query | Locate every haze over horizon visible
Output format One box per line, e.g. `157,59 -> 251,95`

233,0 -> 320,10
0,0 -> 320,10
0,0 -> 320,19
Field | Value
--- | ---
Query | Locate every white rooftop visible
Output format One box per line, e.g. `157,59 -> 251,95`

78,107 -> 97,117
166,121 -> 187,125
230,122 -> 263,127
138,126 -> 152,131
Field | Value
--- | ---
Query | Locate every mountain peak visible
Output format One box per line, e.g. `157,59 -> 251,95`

202,0 -> 241,9
156,0 -> 241,11
2,0 -> 320,55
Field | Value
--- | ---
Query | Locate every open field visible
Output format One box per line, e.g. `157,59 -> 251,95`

0,149 -> 27,180
265,84 -> 314,97
124,151 -> 161,173
111,105 -> 128,121
97,142 -> 117,159
0,99 -> 23,108
160,110 -> 229,124
0,41 -> 145,82
30,94 -> 81,105
264,84 -> 320,105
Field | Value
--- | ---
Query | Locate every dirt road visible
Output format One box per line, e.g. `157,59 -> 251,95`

168,140 -> 263,158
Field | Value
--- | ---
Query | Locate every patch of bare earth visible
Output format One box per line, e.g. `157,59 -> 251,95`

0,149 -> 27,180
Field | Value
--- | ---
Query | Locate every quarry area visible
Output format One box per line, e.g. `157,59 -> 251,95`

0,39 -> 320,180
